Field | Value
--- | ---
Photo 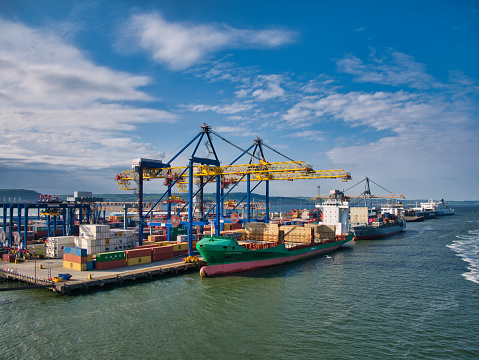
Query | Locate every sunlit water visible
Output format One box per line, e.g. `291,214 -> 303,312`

1,206 -> 478,359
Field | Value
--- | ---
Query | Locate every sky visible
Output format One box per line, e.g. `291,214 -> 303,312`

0,0 -> 478,201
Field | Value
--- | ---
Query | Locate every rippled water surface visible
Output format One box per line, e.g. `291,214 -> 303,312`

1,206 -> 478,359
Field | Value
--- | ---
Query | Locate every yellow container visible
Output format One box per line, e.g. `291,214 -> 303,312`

63,260 -> 87,271
173,243 -> 188,251
126,256 -> 151,266
157,241 -> 171,246
87,254 -> 93,263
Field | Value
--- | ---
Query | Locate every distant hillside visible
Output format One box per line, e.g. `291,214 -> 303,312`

0,189 -> 41,202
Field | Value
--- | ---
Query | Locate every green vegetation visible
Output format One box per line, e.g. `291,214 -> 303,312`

0,189 -> 41,202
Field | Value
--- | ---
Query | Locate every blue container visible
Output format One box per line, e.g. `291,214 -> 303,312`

86,262 -> 93,270
64,246 -> 87,257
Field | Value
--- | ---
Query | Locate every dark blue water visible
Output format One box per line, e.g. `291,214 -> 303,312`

1,206 -> 478,359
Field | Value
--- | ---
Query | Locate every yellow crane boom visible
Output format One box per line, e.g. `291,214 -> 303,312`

116,161 -> 351,191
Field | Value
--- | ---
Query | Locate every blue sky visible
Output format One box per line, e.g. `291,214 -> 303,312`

0,0 -> 478,200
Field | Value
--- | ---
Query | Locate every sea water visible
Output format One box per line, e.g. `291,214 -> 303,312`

1,206 -> 478,359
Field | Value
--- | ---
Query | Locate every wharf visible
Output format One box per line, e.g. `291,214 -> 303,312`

0,257 -> 206,295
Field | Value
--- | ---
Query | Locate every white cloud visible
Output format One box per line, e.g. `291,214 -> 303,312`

184,102 -> 255,115
287,130 -> 325,139
0,20 -> 152,106
126,13 -> 296,70
0,19 -> 177,172
336,50 -> 436,89
295,90 -> 479,198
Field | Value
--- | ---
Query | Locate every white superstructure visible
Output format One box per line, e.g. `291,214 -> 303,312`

419,199 -> 455,216
316,190 -> 350,236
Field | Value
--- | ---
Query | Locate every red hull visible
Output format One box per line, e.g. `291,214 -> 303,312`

199,245 -> 341,277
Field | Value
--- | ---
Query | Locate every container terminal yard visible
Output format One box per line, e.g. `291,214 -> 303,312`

1,124 -> 356,294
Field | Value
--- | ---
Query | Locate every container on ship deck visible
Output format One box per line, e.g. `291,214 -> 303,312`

126,255 -> 151,266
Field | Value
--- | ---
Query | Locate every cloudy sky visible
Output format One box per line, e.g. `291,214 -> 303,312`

0,0 -> 478,200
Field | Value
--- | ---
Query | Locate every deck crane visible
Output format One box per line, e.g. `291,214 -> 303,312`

315,177 -> 404,208
114,124 -> 352,252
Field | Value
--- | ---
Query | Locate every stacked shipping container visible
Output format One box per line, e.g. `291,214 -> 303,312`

95,251 -> 127,270
62,247 -> 93,271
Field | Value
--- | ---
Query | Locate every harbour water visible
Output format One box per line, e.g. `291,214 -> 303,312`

1,206 -> 478,359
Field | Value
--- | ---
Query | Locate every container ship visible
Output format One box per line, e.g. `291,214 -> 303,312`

197,190 -> 352,277
350,206 -> 406,240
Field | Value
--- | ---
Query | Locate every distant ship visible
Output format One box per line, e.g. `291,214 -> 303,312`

347,177 -> 406,240
351,207 -> 406,240
419,199 -> 454,216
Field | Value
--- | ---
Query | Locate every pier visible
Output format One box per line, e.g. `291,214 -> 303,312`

0,257 -> 206,295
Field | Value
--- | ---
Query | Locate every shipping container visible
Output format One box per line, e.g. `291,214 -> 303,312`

95,259 -> 127,270
152,253 -> 173,262
63,246 -> 87,257
63,253 -> 88,264
152,245 -> 174,255
135,244 -> 159,249
173,250 -> 188,257
126,255 -> 151,266
156,241 -> 171,246
172,243 -> 188,252
2,253 -> 15,262
126,248 -> 151,258
95,251 -> 126,262
63,260 -> 87,271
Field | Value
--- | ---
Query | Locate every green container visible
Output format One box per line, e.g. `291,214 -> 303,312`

170,227 -> 178,241
178,227 -> 187,235
96,251 -> 126,262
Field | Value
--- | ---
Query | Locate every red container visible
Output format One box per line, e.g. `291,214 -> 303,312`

95,259 -> 127,270
231,223 -> 243,230
152,253 -> 173,262
2,254 -> 15,263
153,245 -> 174,255
136,244 -> 159,249
63,254 -> 87,264
173,250 -> 188,257
126,248 -> 151,258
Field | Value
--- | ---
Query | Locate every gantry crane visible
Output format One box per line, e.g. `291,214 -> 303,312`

116,160 -> 351,191
115,124 -> 352,254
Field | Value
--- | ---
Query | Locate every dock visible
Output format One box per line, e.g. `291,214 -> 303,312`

0,257 -> 206,295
